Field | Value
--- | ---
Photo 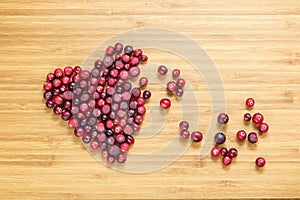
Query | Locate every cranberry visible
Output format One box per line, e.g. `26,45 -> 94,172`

54,96 -> 64,105
244,113 -> 252,122
166,81 -> 176,93
54,68 -> 63,78
222,156 -> 232,165
157,65 -> 168,75
106,45 -> 115,55
136,97 -> 145,106
53,106 -> 63,115
116,134 -> 126,143
68,118 -> 78,128
107,156 -> 115,164
258,123 -> 269,133
90,140 -> 100,150
64,66 -> 73,76
46,99 -> 55,108
141,54 -> 148,61
214,132 -> 226,145
255,157 -> 266,167
252,113 -> 264,125
126,135 -> 135,144
74,66 -> 82,74
122,54 -> 130,63
61,110 -> 71,121
160,98 -> 171,109
52,79 -> 62,88
124,125 -> 134,135
228,148 -> 238,158
130,57 -> 140,66
220,147 -> 228,157
180,130 -> 190,140
124,45 -> 133,55
114,43 -> 123,53
172,69 -> 180,78
103,55 -> 114,68
248,132 -> 258,143
139,77 -> 148,87
119,70 -> 129,80
116,153 -> 127,163
191,131 -> 203,142
176,78 -> 185,88
217,113 -> 229,124
236,130 -> 247,141
143,90 -> 151,99
246,98 -> 255,107
137,105 -> 146,115
43,91 -> 53,100
109,145 -> 121,157
211,147 -> 220,157
43,82 -> 53,91
46,73 -> 55,81
179,121 -> 189,130
129,66 -> 140,77
133,49 -> 142,57
175,87 -> 184,97
94,60 -> 103,69
131,87 -> 141,98
134,115 -> 143,124
120,142 -> 130,152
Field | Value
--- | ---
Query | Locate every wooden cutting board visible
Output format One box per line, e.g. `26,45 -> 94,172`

0,0 -> 300,199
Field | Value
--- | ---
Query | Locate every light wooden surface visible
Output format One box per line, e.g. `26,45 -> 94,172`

1,0 -> 300,199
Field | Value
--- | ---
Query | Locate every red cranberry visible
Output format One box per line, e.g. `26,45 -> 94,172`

141,54 -> 148,61
236,130 -> 247,141
116,134 -> 126,143
179,121 -> 189,130
114,43 -> 123,53
143,90 -> 151,99
252,113 -> 264,125
220,147 -> 228,157
166,81 -> 176,93
126,135 -> 135,144
134,115 -> 143,124
217,113 -> 229,124
191,131 -> 203,142
119,70 -> 129,80
211,147 -> 220,157
172,69 -> 181,78
248,132 -> 258,143
160,98 -> 171,109
64,66 -> 73,76
68,118 -> 78,128
255,157 -> 266,167
175,87 -> 184,97
120,142 -> 130,152
116,153 -> 127,164
46,99 -> 55,108
246,98 -> 255,107
106,45 -> 115,55
74,66 -> 82,74
61,110 -> 71,121
46,73 -> 55,81
176,78 -> 185,88
124,125 -> 134,135
124,45 -> 133,55
131,87 -> 141,98
228,148 -> 238,158
180,130 -> 190,140
137,105 -> 146,115
90,140 -> 100,150
244,113 -> 252,122
63,91 -> 73,100
133,49 -> 142,57
54,68 -> 63,78
107,156 -> 115,164
258,123 -> 269,133
129,66 -> 140,77
214,132 -> 226,144
43,82 -> 53,91
222,156 -> 232,165
139,77 -> 148,87
130,57 -> 140,66
157,65 -> 168,75
103,55 -> 114,67
43,91 -> 53,100
54,96 -> 64,105
136,97 -> 145,106
53,106 -> 63,115
109,145 -> 121,157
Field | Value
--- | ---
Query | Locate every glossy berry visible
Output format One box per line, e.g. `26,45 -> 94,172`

179,121 -> 189,130
157,65 -> 168,75
236,130 -> 247,141
214,132 -> 226,145
43,82 -> 53,91
175,87 -> 184,97
180,130 -> 190,140
255,157 -> 266,167
191,131 -> 203,143
217,113 -> 229,124
222,156 -> 232,166
172,69 -> 180,78
211,147 -> 220,157
160,98 -> 171,109
141,54 -> 148,62
166,81 -> 176,93
139,77 -> 148,87
248,132 -> 258,144
143,90 -> 151,99
252,113 -> 264,125
258,123 -> 269,133
176,78 -> 185,88
244,113 -> 252,122
220,147 -> 228,157
246,98 -> 255,107
228,148 -> 238,158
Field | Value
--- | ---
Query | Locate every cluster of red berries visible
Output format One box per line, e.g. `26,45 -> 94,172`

178,121 -> 203,143
157,66 -> 186,109
43,43 -> 150,164
210,98 -> 268,167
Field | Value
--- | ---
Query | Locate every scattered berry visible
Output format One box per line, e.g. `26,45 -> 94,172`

214,132 -> 226,145
236,130 -> 247,141
252,113 -> 264,125
191,131 -> 203,143
258,123 -> 269,133
246,98 -> 255,107
217,113 -> 229,124
255,157 -> 266,167
248,132 -> 258,144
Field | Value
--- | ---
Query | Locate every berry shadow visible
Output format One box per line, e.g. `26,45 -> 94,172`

247,142 -> 257,150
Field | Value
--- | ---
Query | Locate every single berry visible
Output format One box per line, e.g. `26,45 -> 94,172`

180,130 -> 190,140
228,148 -> 238,158
176,78 -> 185,88
139,77 -> 148,87
172,69 -> 181,78
220,147 -> 228,157
179,121 -> 189,130
191,131 -> 203,143
222,156 -> 232,165
214,132 -> 226,145
255,157 -> 266,167
246,98 -> 255,107
160,98 -> 171,109
248,132 -> 258,144
143,90 -> 151,99
211,147 -> 220,157
217,113 -> 229,124
244,113 -> 252,122
166,81 -> 177,93
252,113 -> 264,125
236,130 -> 247,141
258,123 -> 269,133
157,65 -> 168,75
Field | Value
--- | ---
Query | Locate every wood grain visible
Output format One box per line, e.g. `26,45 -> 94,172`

0,0 -> 300,199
